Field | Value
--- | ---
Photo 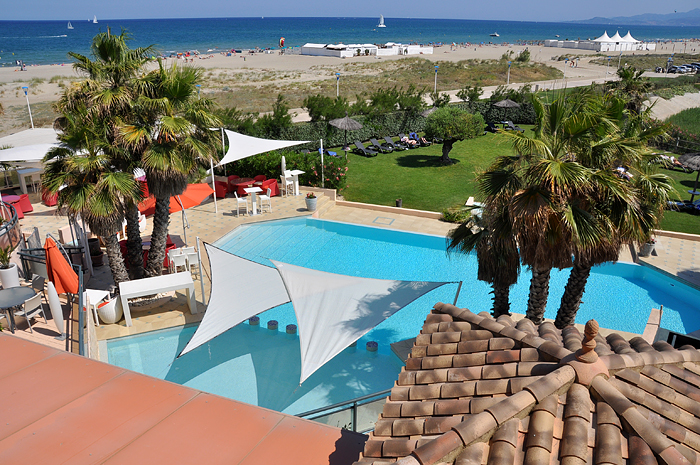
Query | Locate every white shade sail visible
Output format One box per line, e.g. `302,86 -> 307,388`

0,128 -> 59,147
271,260 -> 449,384
0,143 -> 56,163
180,245 -> 450,385
217,129 -> 308,166
177,244 -> 290,357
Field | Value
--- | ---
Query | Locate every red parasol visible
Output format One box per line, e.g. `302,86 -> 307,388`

138,183 -> 214,217
44,236 -> 79,295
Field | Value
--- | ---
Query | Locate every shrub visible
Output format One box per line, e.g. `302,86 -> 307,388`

225,149 -> 349,192
515,50 -> 530,63
303,95 -> 349,122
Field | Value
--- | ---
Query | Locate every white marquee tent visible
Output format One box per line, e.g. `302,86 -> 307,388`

179,244 -> 451,384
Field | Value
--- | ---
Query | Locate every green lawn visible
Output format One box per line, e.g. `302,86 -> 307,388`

659,165 -> 700,234
338,129 -> 700,235
341,130 -> 517,211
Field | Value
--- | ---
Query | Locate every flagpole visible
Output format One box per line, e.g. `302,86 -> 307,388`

210,158 -> 218,214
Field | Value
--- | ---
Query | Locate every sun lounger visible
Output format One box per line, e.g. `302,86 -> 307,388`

370,138 -> 394,153
354,141 -> 378,157
504,121 -> 524,132
667,199 -> 700,212
485,122 -> 499,133
318,148 -> 339,157
383,136 -> 407,150
398,134 -> 418,148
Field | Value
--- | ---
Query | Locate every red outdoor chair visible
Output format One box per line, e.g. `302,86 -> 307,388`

214,181 -> 228,199
18,194 -> 33,213
237,182 -> 254,197
42,189 -> 58,207
253,175 -> 267,182
261,179 -> 280,197
12,202 -> 24,219
227,175 -> 240,193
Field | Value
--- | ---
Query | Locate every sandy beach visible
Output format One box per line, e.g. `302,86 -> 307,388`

0,42 -> 694,137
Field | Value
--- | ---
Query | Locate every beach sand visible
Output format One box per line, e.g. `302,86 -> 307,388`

0,43 -> 690,137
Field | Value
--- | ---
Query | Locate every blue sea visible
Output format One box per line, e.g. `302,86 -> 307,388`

2,17 -> 700,67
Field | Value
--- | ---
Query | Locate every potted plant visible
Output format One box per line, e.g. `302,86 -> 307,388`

0,245 -> 20,288
305,192 -> 318,212
638,238 -> 656,257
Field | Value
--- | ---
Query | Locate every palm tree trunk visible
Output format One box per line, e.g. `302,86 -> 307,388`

145,196 -> 171,277
554,260 -> 592,329
441,139 -> 455,164
124,202 -> 144,280
525,266 -> 551,325
492,284 -> 511,317
103,233 -> 129,285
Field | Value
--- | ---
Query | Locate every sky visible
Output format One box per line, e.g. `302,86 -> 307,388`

2,0 -> 698,23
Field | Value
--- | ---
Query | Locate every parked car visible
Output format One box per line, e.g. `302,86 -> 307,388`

667,66 -> 680,74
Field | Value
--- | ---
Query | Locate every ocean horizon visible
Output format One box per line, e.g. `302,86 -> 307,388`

2,17 -> 699,67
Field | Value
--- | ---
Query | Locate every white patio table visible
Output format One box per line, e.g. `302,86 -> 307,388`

118,272 -> 197,327
289,169 -> 305,196
243,186 -> 262,215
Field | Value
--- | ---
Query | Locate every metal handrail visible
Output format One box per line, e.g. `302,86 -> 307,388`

0,201 -> 22,251
296,388 -> 391,432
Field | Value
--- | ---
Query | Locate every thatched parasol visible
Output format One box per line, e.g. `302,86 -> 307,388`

493,99 -> 521,108
679,153 -> 700,202
329,113 -> 362,150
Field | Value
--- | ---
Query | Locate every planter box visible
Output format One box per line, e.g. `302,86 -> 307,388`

638,242 -> 655,257
0,263 -> 20,289
305,197 -> 318,212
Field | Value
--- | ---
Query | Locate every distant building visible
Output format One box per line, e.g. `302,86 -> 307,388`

544,31 -> 656,52
301,42 -> 433,58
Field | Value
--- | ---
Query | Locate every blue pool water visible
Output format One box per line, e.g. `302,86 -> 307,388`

107,217 -> 700,414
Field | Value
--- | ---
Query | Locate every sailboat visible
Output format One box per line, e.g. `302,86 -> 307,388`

93,15 -> 98,24
67,21 -> 73,29
377,15 -> 386,28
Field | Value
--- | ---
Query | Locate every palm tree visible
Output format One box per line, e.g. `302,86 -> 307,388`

553,100 -> 674,328
605,66 -> 652,115
122,61 -> 220,277
62,29 -> 155,280
43,111 -> 140,285
481,93 -> 610,324
447,202 -> 520,317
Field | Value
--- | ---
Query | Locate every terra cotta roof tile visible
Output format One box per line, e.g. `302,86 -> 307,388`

353,302 -> 700,465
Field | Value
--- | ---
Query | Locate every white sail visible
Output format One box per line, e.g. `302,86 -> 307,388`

93,15 -> 98,24
67,22 -> 73,29
377,15 -> 386,27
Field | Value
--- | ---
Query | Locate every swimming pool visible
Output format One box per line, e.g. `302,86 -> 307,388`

107,217 -> 700,415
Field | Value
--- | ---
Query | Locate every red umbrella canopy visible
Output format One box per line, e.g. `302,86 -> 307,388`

44,236 -> 79,295
138,183 -> 214,217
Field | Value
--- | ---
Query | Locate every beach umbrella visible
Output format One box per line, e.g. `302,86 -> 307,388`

421,106 -> 438,117
679,153 -> 700,202
281,155 -> 286,175
329,113 -> 362,149
44,236 -> 78,295
138,183 -> 214,245
493,99 -> 521,108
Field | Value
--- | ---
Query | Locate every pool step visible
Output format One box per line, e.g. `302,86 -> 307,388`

314,194 -> 335,218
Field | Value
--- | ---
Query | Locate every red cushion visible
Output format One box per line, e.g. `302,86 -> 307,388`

18,194 -> 33,213
97,300 -> 111,308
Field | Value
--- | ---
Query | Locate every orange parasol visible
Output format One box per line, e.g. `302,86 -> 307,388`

138,183 -> 214,217
44,236 -> 79,295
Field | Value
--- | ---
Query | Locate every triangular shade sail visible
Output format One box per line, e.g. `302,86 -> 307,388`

218,130 -> 308,167
270,260 -> 450,384
138,183 -> 214,217
178,244 -> 290,357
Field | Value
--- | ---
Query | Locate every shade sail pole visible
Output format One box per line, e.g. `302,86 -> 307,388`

210,158 -> 218,214
320,139 -> 324,189
196,236 -> 206,304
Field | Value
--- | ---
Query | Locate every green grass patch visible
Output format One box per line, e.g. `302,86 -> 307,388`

590,53 -> 700,71
340,129 -> 521,211
667,108 -> 700,137
657,164 -> 700,234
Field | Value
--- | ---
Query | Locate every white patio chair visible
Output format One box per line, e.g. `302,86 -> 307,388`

31,274 -> 47,304
14,293 -> 47,334
169,253 -> 188,274
280,174 -> 294,197
234,192 -> 249,217
258,188 -> 272,213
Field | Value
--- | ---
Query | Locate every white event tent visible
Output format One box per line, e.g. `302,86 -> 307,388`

179,244 -> 451,384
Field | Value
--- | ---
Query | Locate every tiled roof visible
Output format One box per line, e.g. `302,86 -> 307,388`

354,302 -> 700,465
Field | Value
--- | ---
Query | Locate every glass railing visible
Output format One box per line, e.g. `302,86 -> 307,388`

296,388 -> 391,433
